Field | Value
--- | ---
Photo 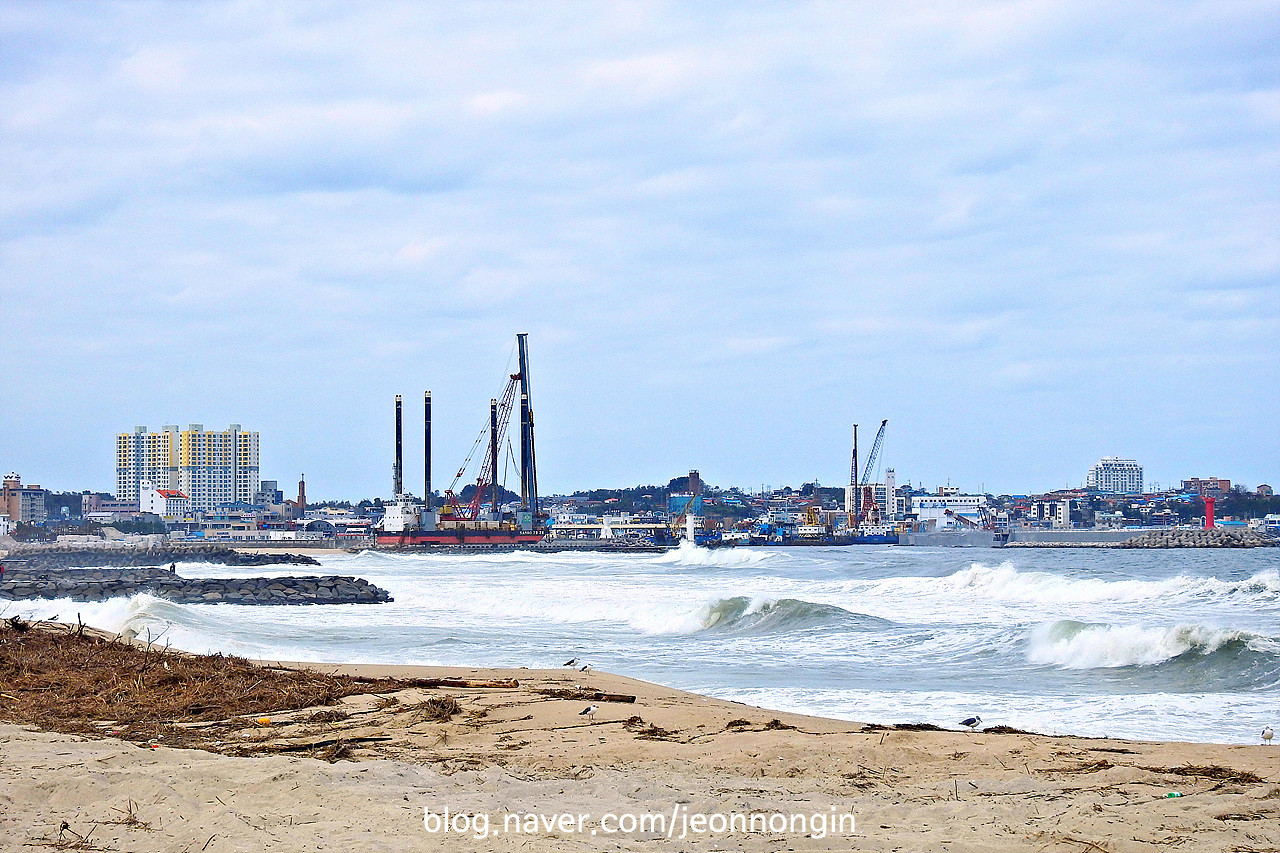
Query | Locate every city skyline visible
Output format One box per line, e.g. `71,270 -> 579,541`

3,3 -> 1277,497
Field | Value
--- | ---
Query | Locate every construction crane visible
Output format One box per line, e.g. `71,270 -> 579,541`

856,419 -> 888,526
441,371 -> 522,521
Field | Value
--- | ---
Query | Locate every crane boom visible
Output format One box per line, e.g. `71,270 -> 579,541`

851,419 -> 888,528
860,419 -> 888,486
443,372 -> 522,521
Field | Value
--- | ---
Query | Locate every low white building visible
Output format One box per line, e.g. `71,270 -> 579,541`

140,483 -> 191,521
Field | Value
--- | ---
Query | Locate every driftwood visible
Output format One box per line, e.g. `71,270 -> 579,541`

535,687 -> 637,703
587,692 -> 636,704
270,735 -> 393,752
350,675 -> 520,690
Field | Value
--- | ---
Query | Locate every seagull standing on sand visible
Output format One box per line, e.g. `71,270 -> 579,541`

580,704 -> 599,722
960,716 -> 982,732
579,663 -> 593,675
1263,726 -> 1273,745
563,658 -> 578,667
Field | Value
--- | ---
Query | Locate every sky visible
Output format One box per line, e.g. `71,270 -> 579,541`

2,1 -> 1278,500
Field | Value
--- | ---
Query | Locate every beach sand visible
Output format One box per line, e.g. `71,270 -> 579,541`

3,634 -> 1280,851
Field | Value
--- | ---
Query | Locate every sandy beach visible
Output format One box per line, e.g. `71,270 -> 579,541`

2,624 -> 1279,852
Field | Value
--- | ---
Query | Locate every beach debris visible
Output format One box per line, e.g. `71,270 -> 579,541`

632,722 -> 679,740
1140,764 -> 1264,784
413,696 -> 461,722
304,709 -> 349,724
0,622 -> 452,755
534,687 -> 636,703
345,675 -> 518,690
982,724 -> 1040,735
102,799 -> 152,831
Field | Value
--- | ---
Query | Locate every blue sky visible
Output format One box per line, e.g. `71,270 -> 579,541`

2,1 -> 1277,499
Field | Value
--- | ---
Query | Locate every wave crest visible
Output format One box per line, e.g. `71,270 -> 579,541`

1028,620 -> 1279,669
931,563 -> 1280,606
695,596 -> 889,635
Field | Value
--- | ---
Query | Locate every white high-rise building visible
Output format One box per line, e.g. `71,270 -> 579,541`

1086,457 -> 1143,495
117,424 -> 259,512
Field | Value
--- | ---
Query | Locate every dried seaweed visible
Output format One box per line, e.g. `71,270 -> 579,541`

0,623 -> 412,751
1140,765 -> 1265,785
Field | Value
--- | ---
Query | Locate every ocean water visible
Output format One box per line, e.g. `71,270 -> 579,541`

10,543 -> 1280,744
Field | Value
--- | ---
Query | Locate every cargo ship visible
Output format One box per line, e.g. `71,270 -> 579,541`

376,334 -> 547,548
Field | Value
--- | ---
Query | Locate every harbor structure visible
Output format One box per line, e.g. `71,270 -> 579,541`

1086,457 -> 1143,495
910,491 -> 988,529
376,333 -> 546,546
116,424 -> 260,513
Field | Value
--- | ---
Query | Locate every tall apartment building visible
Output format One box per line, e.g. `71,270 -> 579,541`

1086,457 -> 1143,494
116,425 -> 259,512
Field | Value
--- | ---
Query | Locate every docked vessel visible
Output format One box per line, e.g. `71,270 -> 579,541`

376,334 -> 547,547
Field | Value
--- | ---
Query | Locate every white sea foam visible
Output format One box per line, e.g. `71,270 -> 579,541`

855,563 -> 1280,608
1027,620 -> 1277,669
649,541 -> 772,567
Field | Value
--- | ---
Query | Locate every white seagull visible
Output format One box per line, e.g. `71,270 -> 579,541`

580,704 -> 599,722
563,658 -> 579,667
1263,726 -> 1273,745
960,716 -> 982,731
579,663 -> 593,675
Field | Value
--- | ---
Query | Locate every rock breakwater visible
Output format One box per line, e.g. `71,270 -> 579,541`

1,544 -> 320,572
1117,528 -> 1278,548
0,571 -> 391,605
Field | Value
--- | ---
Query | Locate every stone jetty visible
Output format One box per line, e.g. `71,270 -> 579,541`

0,544 -> 320,572
0,546 -> 391,605
0,569 -> 391,605
1117,528 -> 1278,549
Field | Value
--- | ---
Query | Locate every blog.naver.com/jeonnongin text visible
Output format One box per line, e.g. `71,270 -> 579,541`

425,804 -> 856,841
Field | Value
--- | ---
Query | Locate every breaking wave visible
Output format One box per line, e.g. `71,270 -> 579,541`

695,596 -> 890,635
650,541 -> 773,567
1028,620 -> 1280,669
901,563 -> 1280,606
